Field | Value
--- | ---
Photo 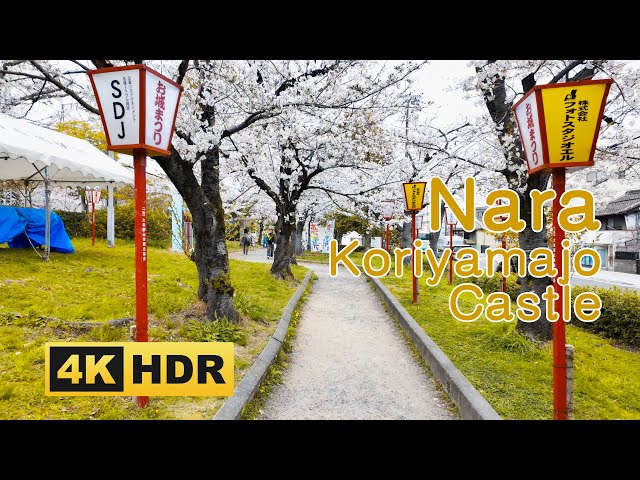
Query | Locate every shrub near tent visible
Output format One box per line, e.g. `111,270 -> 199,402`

55,207 -> 171,248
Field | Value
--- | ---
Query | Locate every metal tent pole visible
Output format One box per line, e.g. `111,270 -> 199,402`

44,167 -> 51,262
107,184 -> 115,247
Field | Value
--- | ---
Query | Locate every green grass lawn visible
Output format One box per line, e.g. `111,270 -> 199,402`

377,268 -> 640,420
226,240 -> 242,253
0,237 -> 308,419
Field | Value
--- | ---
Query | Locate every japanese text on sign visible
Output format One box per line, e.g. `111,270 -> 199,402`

141,206 -> 147,262
403,182 -> 426,211
154,81 -> 166,146
126,75 -> 136,122
525,102 -> 539,166
560,89 -> 590,161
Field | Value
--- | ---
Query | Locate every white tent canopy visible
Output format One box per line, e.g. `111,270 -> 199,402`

0,112 -> 134,260
0,112 -> 133,186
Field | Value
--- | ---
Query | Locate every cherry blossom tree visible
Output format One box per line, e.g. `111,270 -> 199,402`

459,60 -> 640,340
0,60 -> 328,319
376,91 -> 494,251
224,61 -> 423,279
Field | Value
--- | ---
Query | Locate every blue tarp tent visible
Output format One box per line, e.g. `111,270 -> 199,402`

0,112 -> 134,260
0,206 -> 74,253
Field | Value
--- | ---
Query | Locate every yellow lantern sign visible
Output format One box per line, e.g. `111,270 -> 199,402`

402,181 -> 426,211
513,79 -> 613,174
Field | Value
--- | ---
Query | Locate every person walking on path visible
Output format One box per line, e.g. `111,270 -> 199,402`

266,229 -> 275,259
241,228 -> 251,255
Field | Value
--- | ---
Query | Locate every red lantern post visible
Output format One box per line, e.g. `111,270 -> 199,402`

513,78 -> 613,419
88,65 -> 183,408
85,187 -> 101,246
552,168 -> 566,419
402,182 -> 426,304
382,199 -> 394,252
411,210 -> 417,302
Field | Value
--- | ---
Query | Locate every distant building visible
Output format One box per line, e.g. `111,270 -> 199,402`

443,206 -> 502,253
581,189 -> 640,273
339,231 -> 382,249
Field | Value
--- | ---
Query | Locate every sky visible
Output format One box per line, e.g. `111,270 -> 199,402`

410,60 -> 484,127
24,60 -> 483,128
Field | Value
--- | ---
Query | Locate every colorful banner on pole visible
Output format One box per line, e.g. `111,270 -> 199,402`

322,220 -> 335,253
310,222 -> 320,251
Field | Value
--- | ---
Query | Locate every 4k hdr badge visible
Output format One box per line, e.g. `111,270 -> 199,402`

45,342 -> 234,396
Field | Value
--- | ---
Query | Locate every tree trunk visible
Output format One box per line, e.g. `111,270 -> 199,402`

429,203 -> 445,252
478,60 -> 553,341
516,172 -> 553,340
362,233 -> 371,251
155,148 -> 239,322
258,221 -> 264,247
430,230 -> 441,253
400,221 -> 413,265
290,227 -> 298,265
271,203 -> 295,280
295,218 -> 306,255
400,221 -> 412,249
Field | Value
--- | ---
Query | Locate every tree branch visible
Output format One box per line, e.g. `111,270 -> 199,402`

176,59 -> 190,85
569,66 -> 598,82
307,180 -> 399,198
69,60 -> 91,71
246,165 -> 281,207
173,129 -> 194,146
90,60 -> 114,69
0,70 -> 46,81
550,60 -> 585,84
275,62 -> 341,96
14,88 -> 62,103
29,61 -> 99,115
220,110 -> 274,139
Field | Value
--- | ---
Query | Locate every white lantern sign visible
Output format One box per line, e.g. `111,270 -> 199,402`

87,65 -> 183,157
88,68 -> 141,148
85,186 -> 101,205
382,199 -> 394,221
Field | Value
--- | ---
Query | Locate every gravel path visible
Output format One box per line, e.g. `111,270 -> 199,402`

231,248 -> 456,420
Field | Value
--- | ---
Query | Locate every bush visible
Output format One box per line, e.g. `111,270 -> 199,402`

55,205 -> 172,249
570,285 -> 640,348
225,221 -> 240,242
461,273 -> 520,300
54,210 -> 91,237
181,319 -> 247,346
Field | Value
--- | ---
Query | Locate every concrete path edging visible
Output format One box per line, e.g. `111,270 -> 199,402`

368,276 -> 502,420
213,269 -> 314,420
